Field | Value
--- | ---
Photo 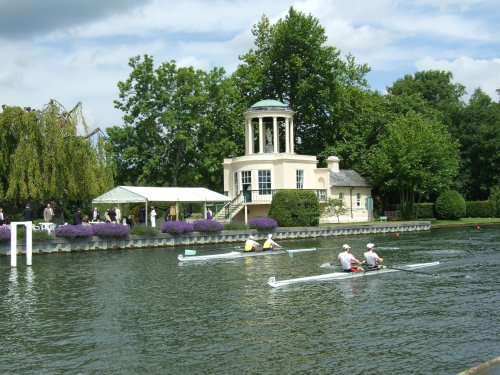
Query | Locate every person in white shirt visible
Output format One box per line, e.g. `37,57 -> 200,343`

0,207 -> 5,225
364,243 -> 384,270
150,207 -> 157,228
337,244 -> 363,272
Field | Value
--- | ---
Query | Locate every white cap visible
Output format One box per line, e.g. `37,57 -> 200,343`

268,234 -> 273,239
367,243 -> 375,249
343,244 -> 351,250
249,235 -> 255,240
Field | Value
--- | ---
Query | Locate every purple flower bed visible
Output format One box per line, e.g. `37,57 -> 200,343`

55,225 -> 94,239
161,221 -> 194,235
248,217 -> 278,230
0,226 -> 11,241
91,223 -> 130,238
192,219 -> 224,233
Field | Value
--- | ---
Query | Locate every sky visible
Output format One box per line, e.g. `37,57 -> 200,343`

1,0 -> 499,131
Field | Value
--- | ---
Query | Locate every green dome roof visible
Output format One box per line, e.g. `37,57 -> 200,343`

250,99 -> 288,109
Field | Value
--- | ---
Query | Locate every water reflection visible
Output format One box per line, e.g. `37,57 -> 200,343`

6,267 -> 37,322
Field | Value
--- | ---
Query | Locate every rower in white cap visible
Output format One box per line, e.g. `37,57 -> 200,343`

337,244 -> 363,272
364,243 -> 384,270
263,234 -> 281,251
244,235 -> 260,252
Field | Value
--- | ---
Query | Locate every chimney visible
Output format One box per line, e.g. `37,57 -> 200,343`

327,155 -> 340,172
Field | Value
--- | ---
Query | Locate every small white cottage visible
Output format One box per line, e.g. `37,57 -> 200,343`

221,99 -> 372,224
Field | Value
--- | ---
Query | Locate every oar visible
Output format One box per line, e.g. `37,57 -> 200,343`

389,266 -> 439,277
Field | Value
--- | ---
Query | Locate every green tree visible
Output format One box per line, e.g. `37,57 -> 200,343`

388,70 -> 465,129
367,111 -> 459,219
454,88 -> 500,199
113,56 -> 243,189
0,101 -> 114,216
322,198 -> 348,223
233,7 -> 370,159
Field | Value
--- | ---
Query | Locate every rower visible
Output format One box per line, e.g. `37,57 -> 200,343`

244,235 -> 260,252
263,234 -> 281,251
337,244 -> 363,272
364,243 -> 384,270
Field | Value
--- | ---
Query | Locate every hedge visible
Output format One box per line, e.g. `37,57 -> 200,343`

465,201 -> 496,218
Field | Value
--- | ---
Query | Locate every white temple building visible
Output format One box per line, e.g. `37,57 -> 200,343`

220,99 -> 372,224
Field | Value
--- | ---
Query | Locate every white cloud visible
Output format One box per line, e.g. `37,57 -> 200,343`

416,56 -> 500,99
0,0 -> 498,129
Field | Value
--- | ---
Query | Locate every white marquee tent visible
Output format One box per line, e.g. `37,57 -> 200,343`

92,186 -> 230,225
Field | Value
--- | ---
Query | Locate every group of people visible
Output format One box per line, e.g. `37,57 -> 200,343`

337,243 -> 384,272
0,203 -> 54,225
244,234 -> 282,252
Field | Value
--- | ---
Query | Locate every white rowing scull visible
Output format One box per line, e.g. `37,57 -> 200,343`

177,247 -> 317,262
267,261 -> 440,287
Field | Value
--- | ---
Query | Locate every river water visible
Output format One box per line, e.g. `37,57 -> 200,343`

1,226 -> 499,375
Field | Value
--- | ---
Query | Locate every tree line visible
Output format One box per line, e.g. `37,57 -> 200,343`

1,7 -> 498,220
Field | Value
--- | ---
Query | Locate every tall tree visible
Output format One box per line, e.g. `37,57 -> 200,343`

113,55 -> 243,189
454,88 -> 500,199
233,7 -> 370,158
387,70 -> 465,130
367,111 -> 459,219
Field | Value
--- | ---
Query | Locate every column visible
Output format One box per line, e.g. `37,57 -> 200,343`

290,117 -> 294,153
247,119 -> 254,154
285,118 -> 290,153
273,117 -> 278,153
245,119 -> 249,154
258,117 -> 264,153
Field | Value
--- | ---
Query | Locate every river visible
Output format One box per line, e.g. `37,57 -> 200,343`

1,225 -> 499,374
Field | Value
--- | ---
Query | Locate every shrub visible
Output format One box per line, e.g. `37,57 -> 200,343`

268,190 -> 320,227
192,219 -> 224,233
434,190 -> 466,220
92,223 -> 130,238
248,217 -> 278,230
466,201 -> 496,218
161,220 -> 194,235
130,226 -> 158,236
0,226 -> 11,242
224,223 -> 248,231
415,203 -> 434,218
55,225 -> 94,239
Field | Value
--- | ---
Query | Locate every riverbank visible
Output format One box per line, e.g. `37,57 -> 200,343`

1,221 -> 430,255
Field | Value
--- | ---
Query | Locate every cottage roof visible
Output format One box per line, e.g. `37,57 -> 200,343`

329,170 -> 371,188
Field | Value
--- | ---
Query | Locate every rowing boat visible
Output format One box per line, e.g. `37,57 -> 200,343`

267,261 -> 440,287
177,247 -> 317,262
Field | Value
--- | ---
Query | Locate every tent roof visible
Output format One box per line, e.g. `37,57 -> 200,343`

92,186 -> 230,204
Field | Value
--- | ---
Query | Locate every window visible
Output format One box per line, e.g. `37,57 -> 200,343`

356,193 -> 361,207
296,170 -> 304,189
339,192 -> 344,200
258,170 -> 271,195
241,170 -> 251,185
